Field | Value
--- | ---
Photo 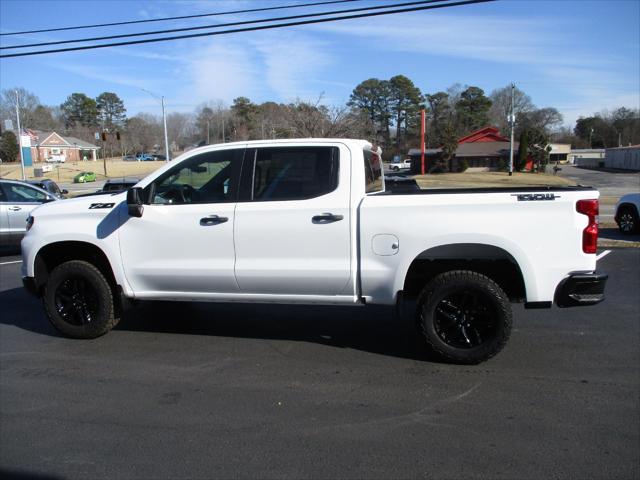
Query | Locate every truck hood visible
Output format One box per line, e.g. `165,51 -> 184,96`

31,191 -> 127,218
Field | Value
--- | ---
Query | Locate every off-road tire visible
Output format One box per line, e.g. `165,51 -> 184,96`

44,260 -> 119,338
417,270 -> 512,364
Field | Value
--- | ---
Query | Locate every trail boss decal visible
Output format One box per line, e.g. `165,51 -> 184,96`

512,193 -> 560,202
89,203 -> 115,209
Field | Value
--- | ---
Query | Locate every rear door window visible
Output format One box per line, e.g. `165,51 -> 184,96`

250,146 -> 339,201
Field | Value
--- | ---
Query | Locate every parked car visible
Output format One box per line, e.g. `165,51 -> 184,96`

102,177 -> 140,193
25,179 -> 68,199
45,154 -> 66,163
389,158 -> 412,172
136,153 -> 154,161
122,155 -> 137,162
21,139 -> 607,365
1,179 -> 57,247
152,154 -> 167,161
614,193 -> 640,234
74,171 -> 96,183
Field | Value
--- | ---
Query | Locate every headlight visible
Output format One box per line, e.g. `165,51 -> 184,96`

26,215 -> 34,231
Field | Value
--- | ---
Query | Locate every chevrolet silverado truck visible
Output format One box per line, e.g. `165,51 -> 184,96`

21,139 -> 607,364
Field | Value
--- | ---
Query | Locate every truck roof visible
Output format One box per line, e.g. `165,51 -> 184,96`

185,138 -> 374,156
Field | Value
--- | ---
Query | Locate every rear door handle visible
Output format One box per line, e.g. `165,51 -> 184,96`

8,206 -> 22,211
312,213 -> 344,224
200,215 -> 228,226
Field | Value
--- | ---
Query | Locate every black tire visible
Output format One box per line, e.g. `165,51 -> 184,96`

617,206 -> 639,234
44,260 -> 119,339
416,270 -> 512,364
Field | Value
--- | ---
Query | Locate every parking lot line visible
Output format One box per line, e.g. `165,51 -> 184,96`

0,261 -> 22,266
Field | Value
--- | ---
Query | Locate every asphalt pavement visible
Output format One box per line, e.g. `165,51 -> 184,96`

0,249 -> 638,479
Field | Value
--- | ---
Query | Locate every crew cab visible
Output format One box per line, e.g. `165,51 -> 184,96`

21,139 -> 607,364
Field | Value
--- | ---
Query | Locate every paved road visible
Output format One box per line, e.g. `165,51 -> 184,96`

556,165 -> 640,224
0,250 -> 638,479
557,165 -> 639,197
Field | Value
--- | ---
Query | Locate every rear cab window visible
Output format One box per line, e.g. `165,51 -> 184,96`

363,147 -> 384,194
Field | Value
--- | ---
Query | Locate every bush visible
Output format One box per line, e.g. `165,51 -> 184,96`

458,159 -> 469,172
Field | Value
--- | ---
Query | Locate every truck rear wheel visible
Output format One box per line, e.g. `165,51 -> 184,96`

417,270 -> 512,364
43,260 -> 120,339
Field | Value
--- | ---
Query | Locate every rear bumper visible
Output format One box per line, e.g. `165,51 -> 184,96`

555,271 -> 608,307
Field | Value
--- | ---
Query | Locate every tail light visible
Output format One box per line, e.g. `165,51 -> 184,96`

576,199 -> 598,254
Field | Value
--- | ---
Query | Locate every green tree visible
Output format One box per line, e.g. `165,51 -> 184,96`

348,78 -> 391,140
0,130 -> 20,163
426,91 -> 453,146
521,128 -> 550,171
388,75 -> 423,150
455,86 -> 492,135
60,93 -> 98,129
96,92 -> 126,130
516,130 -> 529,171
231,97 -> 258,140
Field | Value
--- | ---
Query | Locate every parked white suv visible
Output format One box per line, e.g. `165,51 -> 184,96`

614,193 -> 640,234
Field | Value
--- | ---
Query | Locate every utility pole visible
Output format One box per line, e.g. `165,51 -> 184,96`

420,109 -> 426,175
222,118 -> 226,143
508,82 -> 515,177
141,89 -> 170,162
161,96 -> 170,161
206,119 -> 210,144
15,90 -> 26,180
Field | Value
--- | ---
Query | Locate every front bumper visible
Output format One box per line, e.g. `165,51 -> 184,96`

22,276 -> 39,297
555,271 -> 608,307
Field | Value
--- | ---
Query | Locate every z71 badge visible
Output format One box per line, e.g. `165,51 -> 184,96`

512,193 -> 560,202
89,203 -> 115,209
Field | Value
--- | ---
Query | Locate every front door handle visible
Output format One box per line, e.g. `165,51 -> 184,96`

8,206 -> 22,211
312,213 -> 344,224
200,215 -> 228,226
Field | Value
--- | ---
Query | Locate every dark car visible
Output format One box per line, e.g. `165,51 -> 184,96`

122,154 -> 137,162
25,179 -> 68,199
152,154 -> 167,161
102,177 -> 140,193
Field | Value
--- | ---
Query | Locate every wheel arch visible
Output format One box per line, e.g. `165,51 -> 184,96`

32,241 -> 120,297
401,243 -> 527,302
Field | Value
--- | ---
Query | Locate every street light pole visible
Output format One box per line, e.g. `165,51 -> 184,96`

161,96 -> 170,162
15,90 -> 26,180
142,89 -> 170,162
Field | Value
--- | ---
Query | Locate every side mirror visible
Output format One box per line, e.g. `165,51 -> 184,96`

127,187 -> 144,218
61,189 -> 69,195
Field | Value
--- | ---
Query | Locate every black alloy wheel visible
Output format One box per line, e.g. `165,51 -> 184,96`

54,276 -> 99,326
417,270 -> 512,364
433,290 -> 499,349
44,260 -> 120,338
617,207 -> 639,234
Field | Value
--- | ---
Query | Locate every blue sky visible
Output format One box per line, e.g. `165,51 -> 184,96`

1,0 -> 638,128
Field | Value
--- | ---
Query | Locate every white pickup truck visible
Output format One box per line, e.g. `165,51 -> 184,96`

21,139 -> 607,364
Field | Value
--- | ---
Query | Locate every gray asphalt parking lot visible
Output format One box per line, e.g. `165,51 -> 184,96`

0,248 -> 638,479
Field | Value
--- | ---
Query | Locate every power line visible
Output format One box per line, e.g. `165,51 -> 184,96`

0,0 -> 359,37
2,0 -> 446,51
0,0 -> 494,59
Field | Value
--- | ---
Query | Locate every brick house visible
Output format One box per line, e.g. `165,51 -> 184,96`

30,131 -> 100,163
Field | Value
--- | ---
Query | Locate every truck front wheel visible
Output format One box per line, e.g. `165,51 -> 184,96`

43,260 -> 120,338
417,270 -> 512,364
